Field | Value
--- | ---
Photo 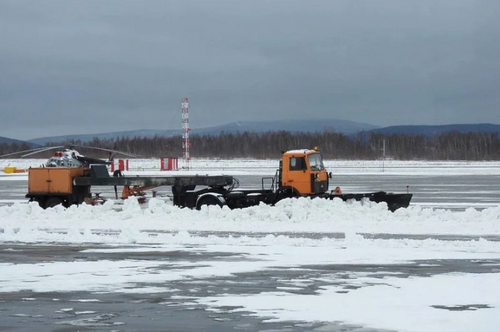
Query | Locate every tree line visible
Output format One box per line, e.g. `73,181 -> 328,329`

1,130 -> 500,160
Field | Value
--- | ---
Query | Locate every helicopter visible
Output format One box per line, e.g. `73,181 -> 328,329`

0,145 -> 140,168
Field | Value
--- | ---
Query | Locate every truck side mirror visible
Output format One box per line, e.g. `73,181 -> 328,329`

328,172 -> 332,179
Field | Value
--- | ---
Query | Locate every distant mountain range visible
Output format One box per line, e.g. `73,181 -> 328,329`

23,118 -> 378,145
367,123 -> 500,136
1,119 -> 500,146
0,136 -> 37,146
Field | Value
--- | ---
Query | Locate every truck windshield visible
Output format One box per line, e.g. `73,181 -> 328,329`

308,153 -> 324,171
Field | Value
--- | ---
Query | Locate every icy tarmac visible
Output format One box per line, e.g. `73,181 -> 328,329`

1,159 -> 500,331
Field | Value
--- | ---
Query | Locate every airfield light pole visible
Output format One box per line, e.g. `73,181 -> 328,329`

181,98 -> 191,170
382,139 -> 386,172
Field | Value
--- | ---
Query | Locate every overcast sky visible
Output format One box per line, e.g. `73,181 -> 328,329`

1,0 -> 499,140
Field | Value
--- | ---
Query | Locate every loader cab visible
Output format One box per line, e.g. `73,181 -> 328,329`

281,149 -> 329,195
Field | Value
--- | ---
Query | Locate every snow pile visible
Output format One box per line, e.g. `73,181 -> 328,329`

1,197 -> 500,244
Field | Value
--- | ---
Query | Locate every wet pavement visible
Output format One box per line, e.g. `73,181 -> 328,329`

1,173 -> 500,331
0,243 -> 404,332
2,243 -> 499,332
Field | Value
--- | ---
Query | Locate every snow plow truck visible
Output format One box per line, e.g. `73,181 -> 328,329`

25,148 -> 412,211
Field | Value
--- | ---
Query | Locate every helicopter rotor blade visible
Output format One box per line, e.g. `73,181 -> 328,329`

1,143 -> 140,159
0,149 -> 39,158
21,146 -> 65,157
0,146 -> 63,158
76,145 -> 140,158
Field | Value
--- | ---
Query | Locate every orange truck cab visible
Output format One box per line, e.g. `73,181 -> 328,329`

280,149 -> 330,195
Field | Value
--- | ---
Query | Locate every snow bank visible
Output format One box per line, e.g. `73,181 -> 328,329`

1,197 -> 500,245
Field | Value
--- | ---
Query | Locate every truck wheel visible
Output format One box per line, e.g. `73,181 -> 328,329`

196,196 -> 222,210
44,197 -> 63,209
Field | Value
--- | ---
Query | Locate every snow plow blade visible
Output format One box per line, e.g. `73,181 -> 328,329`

332,192 -> 413,212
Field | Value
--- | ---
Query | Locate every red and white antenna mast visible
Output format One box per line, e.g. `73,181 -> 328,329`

181,97 -> 191,169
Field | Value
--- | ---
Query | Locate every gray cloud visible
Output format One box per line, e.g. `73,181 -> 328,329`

1,0 -> 499,139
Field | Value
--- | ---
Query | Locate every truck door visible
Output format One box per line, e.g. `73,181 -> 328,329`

283,156 -> 310,194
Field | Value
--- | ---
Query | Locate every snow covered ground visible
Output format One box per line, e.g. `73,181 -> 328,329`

1,158 -> 500,331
